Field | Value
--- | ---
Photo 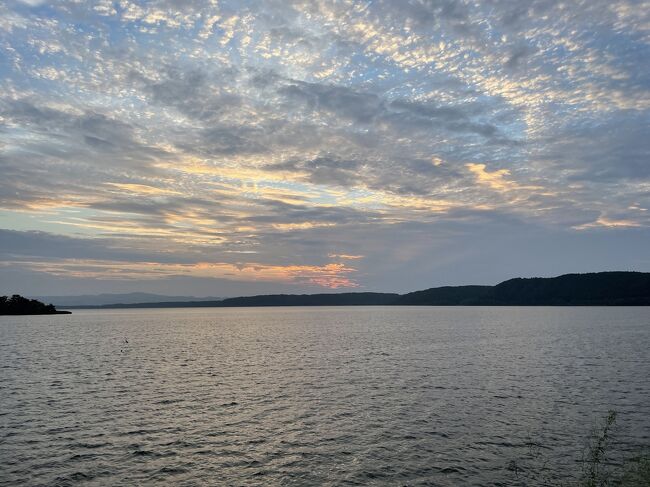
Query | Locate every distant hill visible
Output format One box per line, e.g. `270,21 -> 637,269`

66,293 -> 398,309
1,295 -> 70,315
50,272 -> 650,309
394,285 -> 492,305
36,292 -> 222,307
487,272 -> 650,305
216,292 -> 399,307
394,272 -> 650,306
67,300 -> 225,309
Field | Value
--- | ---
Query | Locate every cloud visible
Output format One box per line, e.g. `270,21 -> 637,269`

105,183 -> 182,196
573,216 -> 642,231
267,155 -> 363,187
0,0 -> 648,293
504,43 -> 537,70
140,67 -> 242,123
328,253 -> 364,260
466,163 -> 544,193
279,81 -> 384,124
5,258 -> 359,288
0,228 -> 361,288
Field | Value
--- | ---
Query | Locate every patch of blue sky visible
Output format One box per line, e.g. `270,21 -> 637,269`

0,209 -> 102,236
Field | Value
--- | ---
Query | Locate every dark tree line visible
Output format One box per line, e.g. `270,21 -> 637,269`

395,271 -> 650,306
0,295 -> 59,315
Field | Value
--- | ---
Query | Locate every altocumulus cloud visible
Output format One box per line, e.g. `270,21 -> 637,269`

0,0 -> 649,295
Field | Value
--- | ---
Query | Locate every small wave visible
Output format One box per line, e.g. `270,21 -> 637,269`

155,398 -> 184,405
70,441 -> 111,449
475,440 -> 519,448
162,439 -> 194,447
423,430 -> 450,438
132,449 -> 157,457
121,428 -> 157,436
132,449 -> 178,458
361,470 -> 389,479
55,471 -> 93,482
155,465 -> 188,475
69,453 -> 98,461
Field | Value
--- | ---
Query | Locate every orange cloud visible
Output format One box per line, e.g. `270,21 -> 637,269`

466,163 -> 519,191
328,253 -> 364,260
272,222 -> 336,231
105,183 -> 182,195
10,259 -> 359,289
573,216 -> 641,230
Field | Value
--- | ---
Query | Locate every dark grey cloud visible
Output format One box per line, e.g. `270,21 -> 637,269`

0,98 -> 168,167
278,81 -> 505,139
386,100 -> 501,138
139,67 -> 242,123
504,43 -> 537,70
279,82 -> 384,124
0,229 -> 179,263
267,155 -> 364,187
193,126 -> 266,156
246,197 -> 379,226
371,0 -> 477,37
541,115 -> 650,183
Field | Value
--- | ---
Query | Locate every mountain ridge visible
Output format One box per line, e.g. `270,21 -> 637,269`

35,292 -> 223,307
58,272 -> 650,309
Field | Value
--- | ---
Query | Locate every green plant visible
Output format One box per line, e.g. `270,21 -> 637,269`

580,410 -> 618,486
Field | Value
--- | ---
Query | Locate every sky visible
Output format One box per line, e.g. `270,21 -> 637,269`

0,0 -> 649,297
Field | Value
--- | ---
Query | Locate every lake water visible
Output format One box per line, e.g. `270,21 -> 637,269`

1,306 -> 649,486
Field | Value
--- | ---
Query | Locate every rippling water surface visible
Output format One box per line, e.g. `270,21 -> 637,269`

1,306 -> 649,486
